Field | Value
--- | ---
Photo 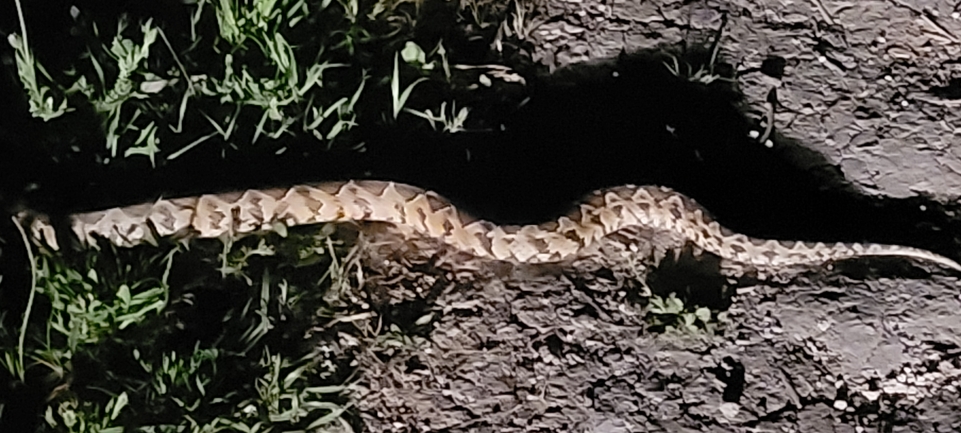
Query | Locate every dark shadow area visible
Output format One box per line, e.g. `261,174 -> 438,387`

644,247 -> 733,311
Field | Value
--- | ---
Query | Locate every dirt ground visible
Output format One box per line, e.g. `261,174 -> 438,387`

348,1 -> 961,431
347,226 -> 961,432
347,230 -> 961,431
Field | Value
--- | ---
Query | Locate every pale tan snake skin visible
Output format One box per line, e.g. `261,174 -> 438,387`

21,180 -> 961,273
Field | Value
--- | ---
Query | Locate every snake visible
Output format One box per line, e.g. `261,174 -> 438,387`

18,180 -> 961,273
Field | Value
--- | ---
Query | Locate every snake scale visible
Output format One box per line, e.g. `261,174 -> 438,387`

21,180 -> 961,273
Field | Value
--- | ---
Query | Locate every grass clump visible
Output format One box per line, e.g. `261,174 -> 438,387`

7,0 -> 535,163
2,227 -> 366,432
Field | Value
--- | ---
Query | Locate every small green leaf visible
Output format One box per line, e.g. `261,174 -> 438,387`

87,268 -> 98,283
401,41 -> 426,65
61,405 -> 77,428
117,284 -> 131,306
694,307 -> 711,323
304,385 -> 345,394
110,392 -> 129,420
196,375 -> 207,396
44,406 -> 56,427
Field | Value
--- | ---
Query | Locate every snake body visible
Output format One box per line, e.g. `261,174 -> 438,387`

22,180 -> 961,272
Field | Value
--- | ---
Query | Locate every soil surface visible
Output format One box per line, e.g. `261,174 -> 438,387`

348,1 -> 961,431
347,225 -> 961,432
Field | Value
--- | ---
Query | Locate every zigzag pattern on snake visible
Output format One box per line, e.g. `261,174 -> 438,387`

21,180 -> 961,273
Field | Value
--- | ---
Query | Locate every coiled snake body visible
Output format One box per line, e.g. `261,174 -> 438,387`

21,180 -> 961,273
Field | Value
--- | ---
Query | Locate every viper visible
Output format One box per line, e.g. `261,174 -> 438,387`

17,180 -> 961,275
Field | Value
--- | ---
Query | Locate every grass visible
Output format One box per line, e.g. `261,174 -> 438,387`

2,0 -> 538,429
7,0 -> 530,162
3,226 -> 366,432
